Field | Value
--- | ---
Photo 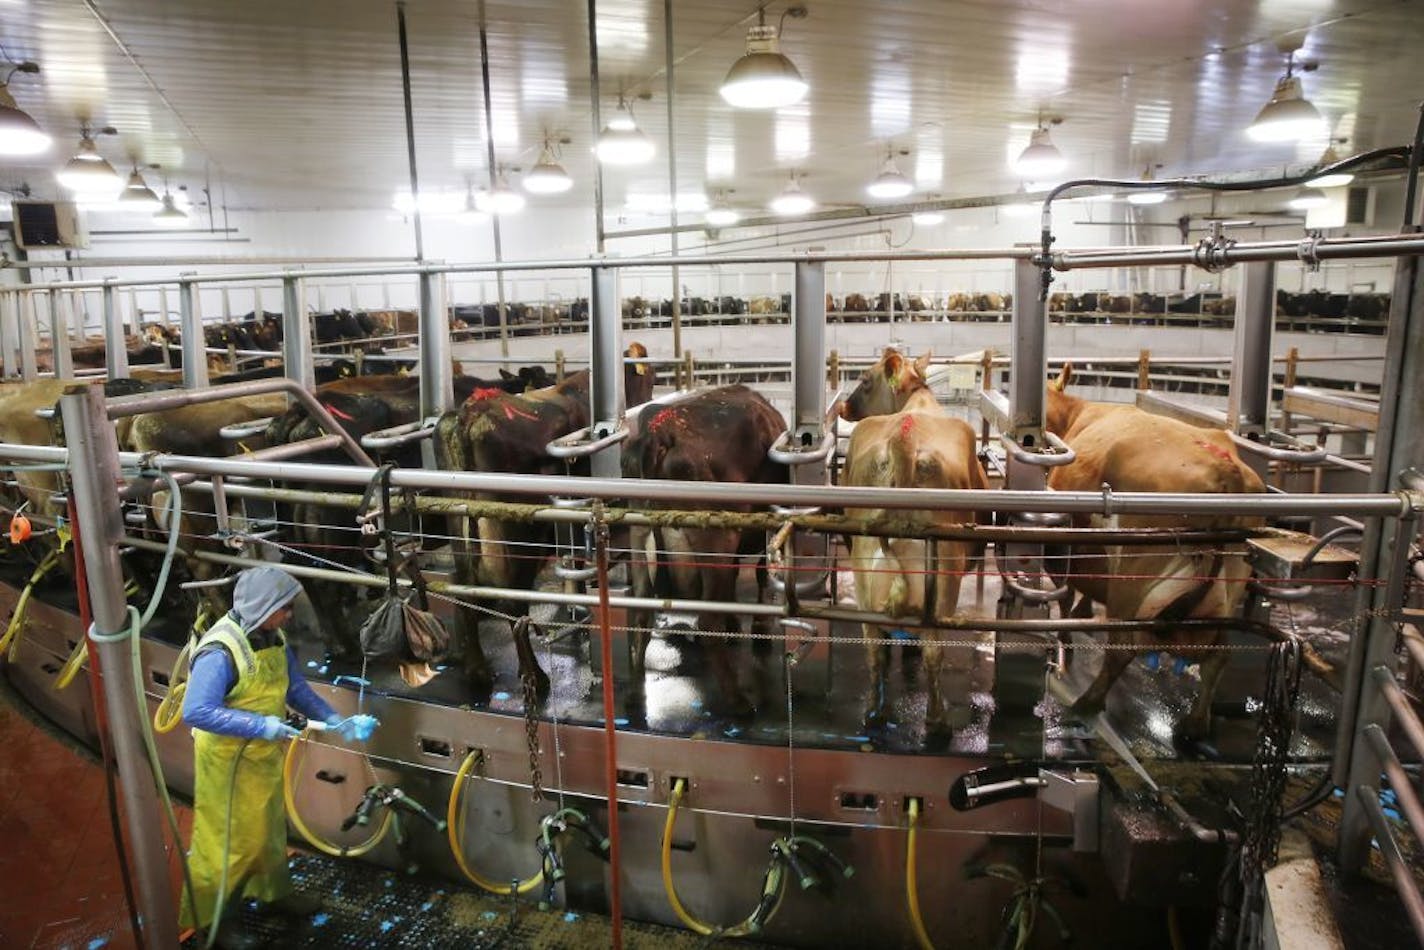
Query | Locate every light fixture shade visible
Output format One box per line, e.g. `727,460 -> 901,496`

770,178 -> 814,215
153,192 -> 189,227
1307,145 -> 1353,188
523,147 -> 573,194
866,157 -> 914,200
1126,190 -> 1168,206
119,169 -> 161,209
911,210 -> 945,226
56,135 -> 121,195
720,24 -> 807,109
0,87 -> 50,156
476,180 -> 526,215
706,205 -> 741,227
1248,75 -> 1326,143
1014,127 -> 1066,179
1288,186 -> 1328,210
596,125 -> 654,165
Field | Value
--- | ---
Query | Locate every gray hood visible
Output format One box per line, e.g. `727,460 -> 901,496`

232,566 -> 302,630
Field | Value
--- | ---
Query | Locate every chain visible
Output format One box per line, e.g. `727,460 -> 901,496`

1236,636 -> 1302,947
785,650 -> 797,838
522,669 -> 544,803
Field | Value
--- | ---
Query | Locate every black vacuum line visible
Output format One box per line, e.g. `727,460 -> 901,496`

396,1 -> 424,262
1401,101 -> 1424,230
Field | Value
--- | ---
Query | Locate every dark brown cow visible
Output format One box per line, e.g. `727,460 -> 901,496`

1045,365 -> 1265,740
621,384 -> 787,719
433,343 -> 653,698
839,348 -> 988,736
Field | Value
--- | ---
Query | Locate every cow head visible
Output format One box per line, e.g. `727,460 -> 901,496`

839,347 -> 932,421
1044,362 -> 1078,435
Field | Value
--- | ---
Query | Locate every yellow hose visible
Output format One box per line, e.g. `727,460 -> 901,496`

54,640 -> 89,690
282,736 -> 391,857
1167,905 -> 1185,950
154,609 -> 213,733
0,550 -> 60,661
906,798 -> 935,950
445,748 -> 543,895
660,778 -> 773,939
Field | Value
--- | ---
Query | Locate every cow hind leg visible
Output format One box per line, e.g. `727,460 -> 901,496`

863,626 -> 892,729
624,608 -> 652,726
1177,647 -> 1228,742
921,638 -> 949,739
450,530 -> 494,701
707,616 -> 754,720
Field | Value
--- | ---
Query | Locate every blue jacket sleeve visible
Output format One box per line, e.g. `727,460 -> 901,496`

284,646 -> 336,723
182,649 -> 267,739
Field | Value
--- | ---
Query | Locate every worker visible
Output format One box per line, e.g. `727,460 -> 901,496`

180,565 -> 378,950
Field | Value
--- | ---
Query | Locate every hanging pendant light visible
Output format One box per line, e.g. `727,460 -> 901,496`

705,191 -> 740,226
153,187 -> 189,227
720,6 -> 808,110
1307,143 -> 1353,188
1013,119 -> 1066,180
596,96 -> 654,166
1287,186 -> 1328,210
1248,52 -> 1326,143
0,62 -> 50,156
56,126 -> 121,196
476,170 -> 526,215
770,174 -> 814,215
118,163 -> 162,210
911,210 -> 945,226
523,139 -> 573,195
866,150 -> 914,200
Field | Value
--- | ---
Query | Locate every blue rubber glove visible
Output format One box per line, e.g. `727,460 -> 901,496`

326,714 -> 379,743
259,715 -> 300,741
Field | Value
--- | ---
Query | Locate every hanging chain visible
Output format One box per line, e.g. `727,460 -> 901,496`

1236,636 -> 1302,946
785,649 -> 798,838
522,667 -> 544,803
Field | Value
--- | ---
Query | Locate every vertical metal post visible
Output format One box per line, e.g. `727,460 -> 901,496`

17,292 -> 38,380
792,261 -> 827,446
281,276 -> 313,392
1009,256 -> 1047,445
49,291 -> 73,379
1338,247 -> 1424,870
418,271 -> 453,419
0,292 -> 18,378
1227,261 -> 1276,436
60,384 -> 180,948
586,0 -> 606,254
158,286 -> 171,330
102,281 -> 129,378
179,278 -> 208,389
589,265 -> 623,479
127,288 -> 140,332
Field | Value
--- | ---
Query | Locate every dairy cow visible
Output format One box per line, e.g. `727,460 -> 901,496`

839,348 -> 988,736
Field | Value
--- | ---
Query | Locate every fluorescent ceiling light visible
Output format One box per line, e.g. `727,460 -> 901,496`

1248,74 -> 1326,143
770,176 -> 814,215
866,154 -> 914,200
720,9 -> 808,110
1013,125 -> 1066,180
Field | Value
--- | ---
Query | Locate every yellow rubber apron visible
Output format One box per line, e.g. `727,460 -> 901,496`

181,618 -> 293,930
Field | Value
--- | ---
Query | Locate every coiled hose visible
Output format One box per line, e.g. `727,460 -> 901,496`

281,737 -> 392,858
906,797 -> 936,950
0,548 -> 61,662
661,777 -> 783,938
445,748 -> 543,895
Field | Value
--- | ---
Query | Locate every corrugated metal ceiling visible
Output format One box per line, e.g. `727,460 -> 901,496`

0,0 -> 1419,224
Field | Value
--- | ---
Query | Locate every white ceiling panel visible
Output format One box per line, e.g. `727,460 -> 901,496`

0,0 -> 1417,227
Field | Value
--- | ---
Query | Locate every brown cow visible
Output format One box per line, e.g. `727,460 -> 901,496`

1044,364 -> 1265,740
433,343 -> 653,698
839,349 -> 988,736
621,384 -> 787,720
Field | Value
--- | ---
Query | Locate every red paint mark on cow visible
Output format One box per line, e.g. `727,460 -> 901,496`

503,403 -> 540,422
649,407 -> 678,431
467,387 -> 505,403
899,415 -> 915,438
1194,439 -> 1233,463
323,402 -> 355,422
